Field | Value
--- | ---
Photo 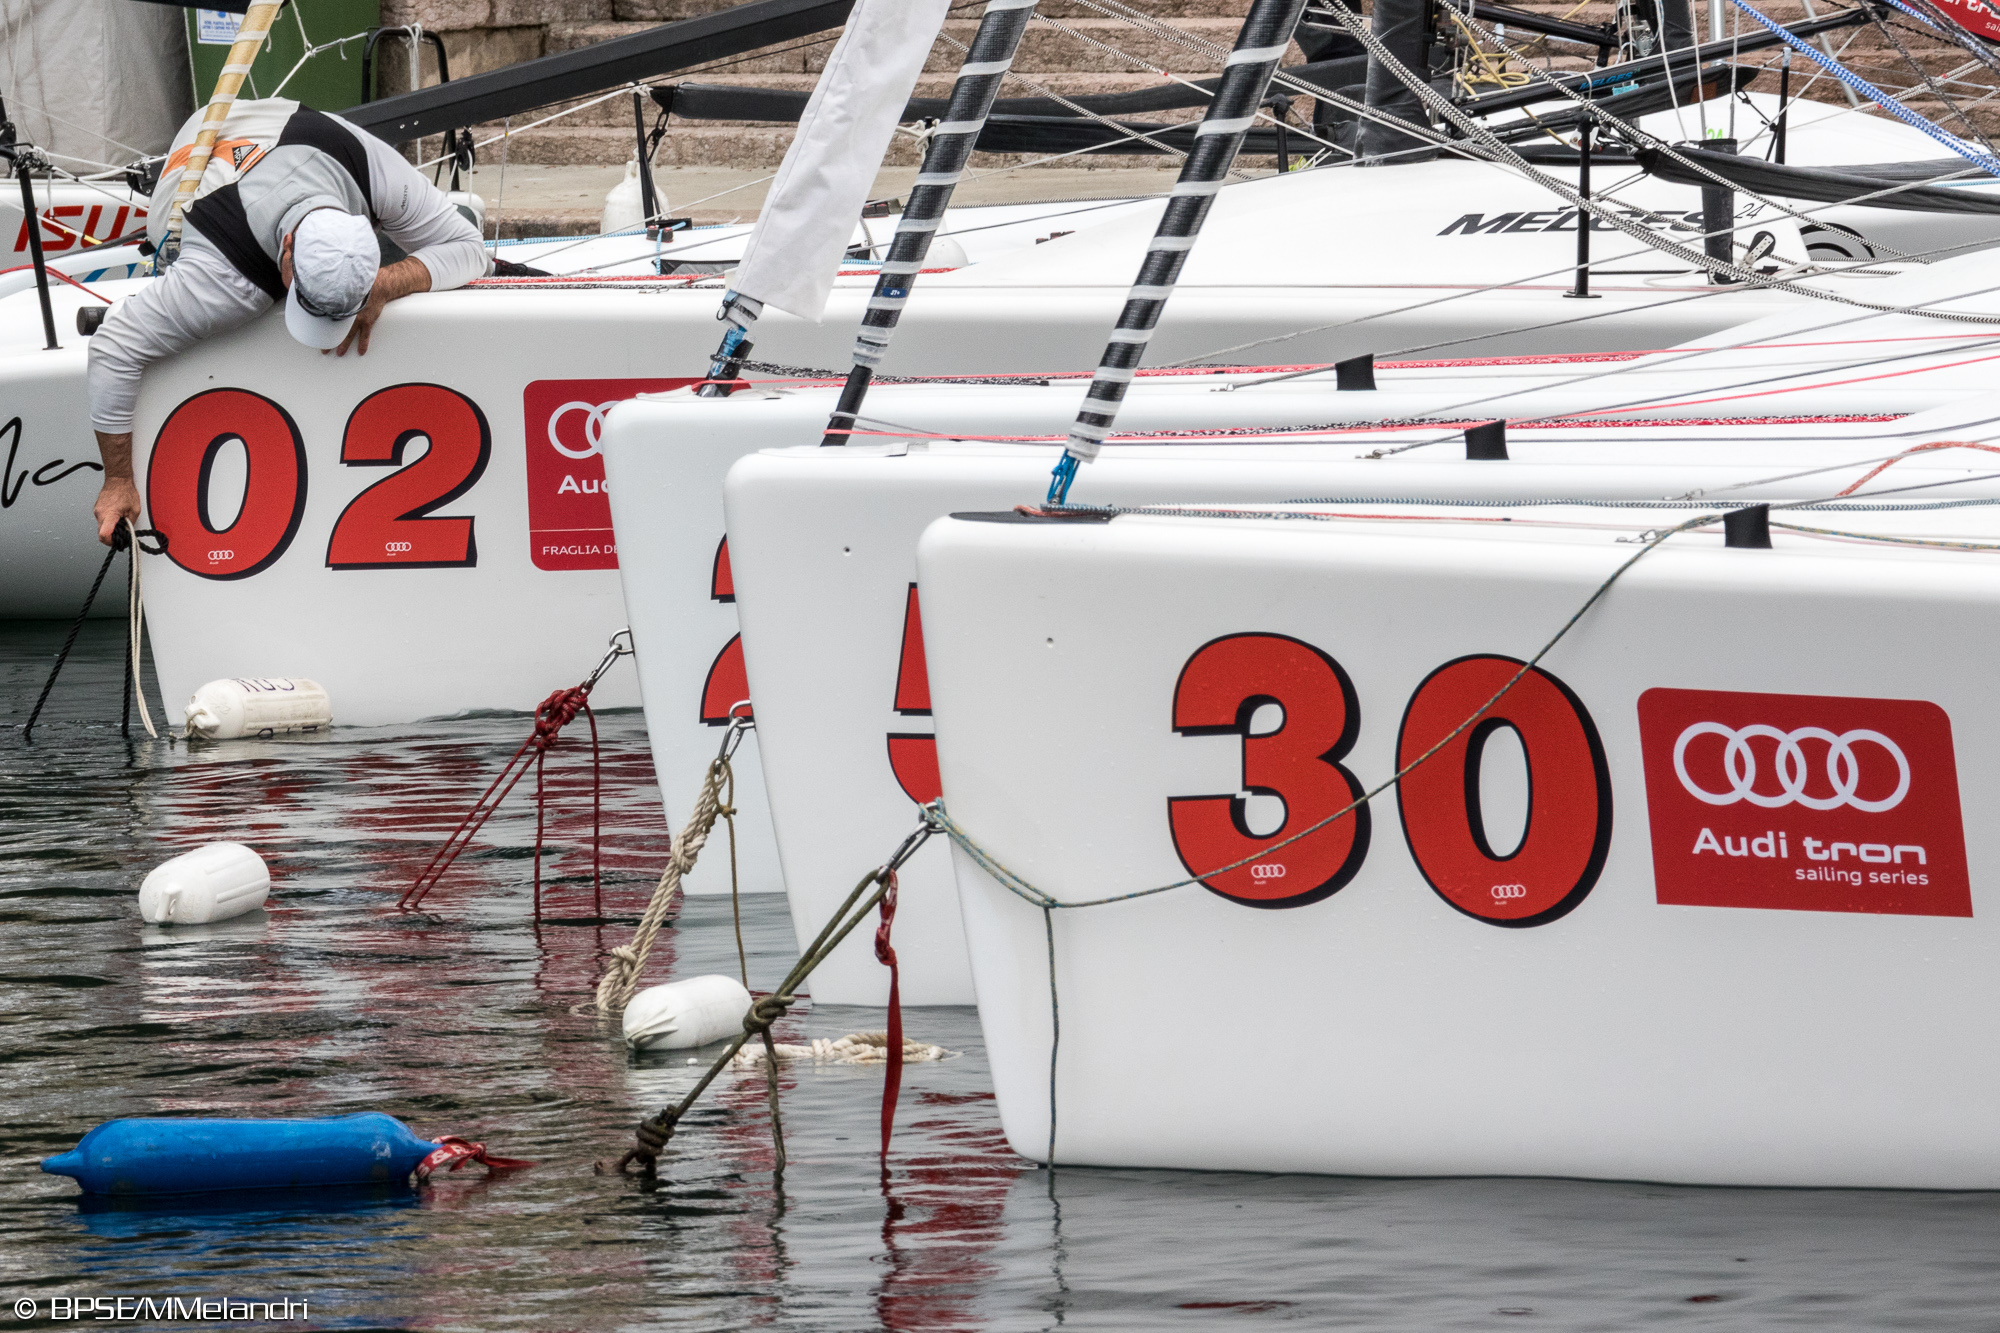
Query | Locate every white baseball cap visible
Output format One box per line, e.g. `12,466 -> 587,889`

285,208 -> 379,349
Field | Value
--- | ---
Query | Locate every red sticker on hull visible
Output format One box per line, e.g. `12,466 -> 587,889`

886,584 -> 939,804
1932,0 -> 2000,41
1637,688 -> 1970,917
887,734 -> 941,805
1167,633 -> 1370,908
701,634 -> 751,725
522,379 -> 695,570
1397,655 -> 1610,927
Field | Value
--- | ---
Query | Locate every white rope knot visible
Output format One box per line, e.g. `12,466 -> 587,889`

730,1032 -> 953,1069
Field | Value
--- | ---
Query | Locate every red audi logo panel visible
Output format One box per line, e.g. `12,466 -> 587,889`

1637,688 -> 1970,917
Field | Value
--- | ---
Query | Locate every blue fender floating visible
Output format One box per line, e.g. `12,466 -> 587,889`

41,1114 -> 440,1196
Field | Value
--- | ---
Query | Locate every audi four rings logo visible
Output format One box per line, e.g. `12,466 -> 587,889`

1490,884 -> 1527,901
546,400 -> 619,460
1672,722 -> 1911,812
1250,863 -> 1286,880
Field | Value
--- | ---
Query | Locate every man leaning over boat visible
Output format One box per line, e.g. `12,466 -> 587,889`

84,98 -> 493,546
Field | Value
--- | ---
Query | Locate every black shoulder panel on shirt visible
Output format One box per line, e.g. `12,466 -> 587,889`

185,183 -> 286,301
277,107 -> 373,212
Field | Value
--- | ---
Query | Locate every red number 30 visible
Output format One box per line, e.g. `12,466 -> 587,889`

1396,655 -> 1611,927
1167,638 -> 1610,927
1168,633 -> 1370,908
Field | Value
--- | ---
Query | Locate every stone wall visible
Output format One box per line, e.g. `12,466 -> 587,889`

372,0 -> 1290,169
370,0 -> 1996,171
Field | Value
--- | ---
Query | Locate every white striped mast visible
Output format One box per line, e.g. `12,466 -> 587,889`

1048,0 -> 1308,504
158,1 -> 285,267
694,0 -> 955,396
819,0 -> 1042,444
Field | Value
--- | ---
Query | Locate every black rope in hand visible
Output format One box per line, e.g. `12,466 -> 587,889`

21,525 -> 162,742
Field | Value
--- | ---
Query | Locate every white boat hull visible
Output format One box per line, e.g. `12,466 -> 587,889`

40,90 -> 1973,627
606,355 -> 2000,996
916,496 -> 2000,1188
2,183 -> 146,267
0,279 -> 133,617
126,292 -> 721,724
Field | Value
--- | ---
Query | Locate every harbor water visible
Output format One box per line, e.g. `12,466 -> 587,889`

7,620 -> 2000,1330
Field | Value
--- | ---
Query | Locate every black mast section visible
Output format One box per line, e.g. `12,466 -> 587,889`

821,0 -> 1043,446
1051,0 -> 1309,504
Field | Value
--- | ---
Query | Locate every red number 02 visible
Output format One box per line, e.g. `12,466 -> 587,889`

325,384 -> 490,569
146,388 -> 307,580
1168,633 -> 1369,908
1395,654 -> 1611,927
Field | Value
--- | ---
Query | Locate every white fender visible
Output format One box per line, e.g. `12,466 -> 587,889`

446,191 -> 485,235
138,843 -> 270,925
184,678 -> 331,740
600,159 -> 653,235
622,975 -> 753,1050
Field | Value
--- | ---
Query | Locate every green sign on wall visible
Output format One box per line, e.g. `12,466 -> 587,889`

186,2 -> 383,113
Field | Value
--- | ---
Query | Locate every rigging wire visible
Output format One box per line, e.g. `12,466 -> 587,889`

1154,3 -> 2000,389
1202,258 -> 2000,460
1392,2 -> 1938,260
1351,334 -> 2000,459
1174,170 -> 2000,377
1863,7 -> 2000,159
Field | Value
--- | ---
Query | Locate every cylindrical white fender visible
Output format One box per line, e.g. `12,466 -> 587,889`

138,843 -> 270,925
622,975 -> 753,1050
183,678 -> 331,740
446,190 -> 485,234
600,158 -> 648,234
926,234 -> 968,268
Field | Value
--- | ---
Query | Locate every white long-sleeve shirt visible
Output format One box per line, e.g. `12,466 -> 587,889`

87,113 -> 490,434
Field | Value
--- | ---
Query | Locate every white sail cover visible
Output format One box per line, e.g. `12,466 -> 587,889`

730,0 -> 953,322
0,0 -> 195,162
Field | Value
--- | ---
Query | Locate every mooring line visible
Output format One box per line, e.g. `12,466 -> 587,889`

611,818 -> 938,1179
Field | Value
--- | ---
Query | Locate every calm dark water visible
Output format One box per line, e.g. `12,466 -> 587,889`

6,620 -> 2000,1331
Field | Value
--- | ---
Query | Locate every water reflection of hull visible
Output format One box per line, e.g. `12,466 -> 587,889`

125,716 -> 673,1127
874,1091 -> 1019,1333
996,1167 -> 2000,1325
71,1182 -> 419,1233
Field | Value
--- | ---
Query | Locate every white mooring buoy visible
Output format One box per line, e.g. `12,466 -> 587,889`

138,843 -> 270,925
183,678 -> 331,740
622,975 -> 753,1051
